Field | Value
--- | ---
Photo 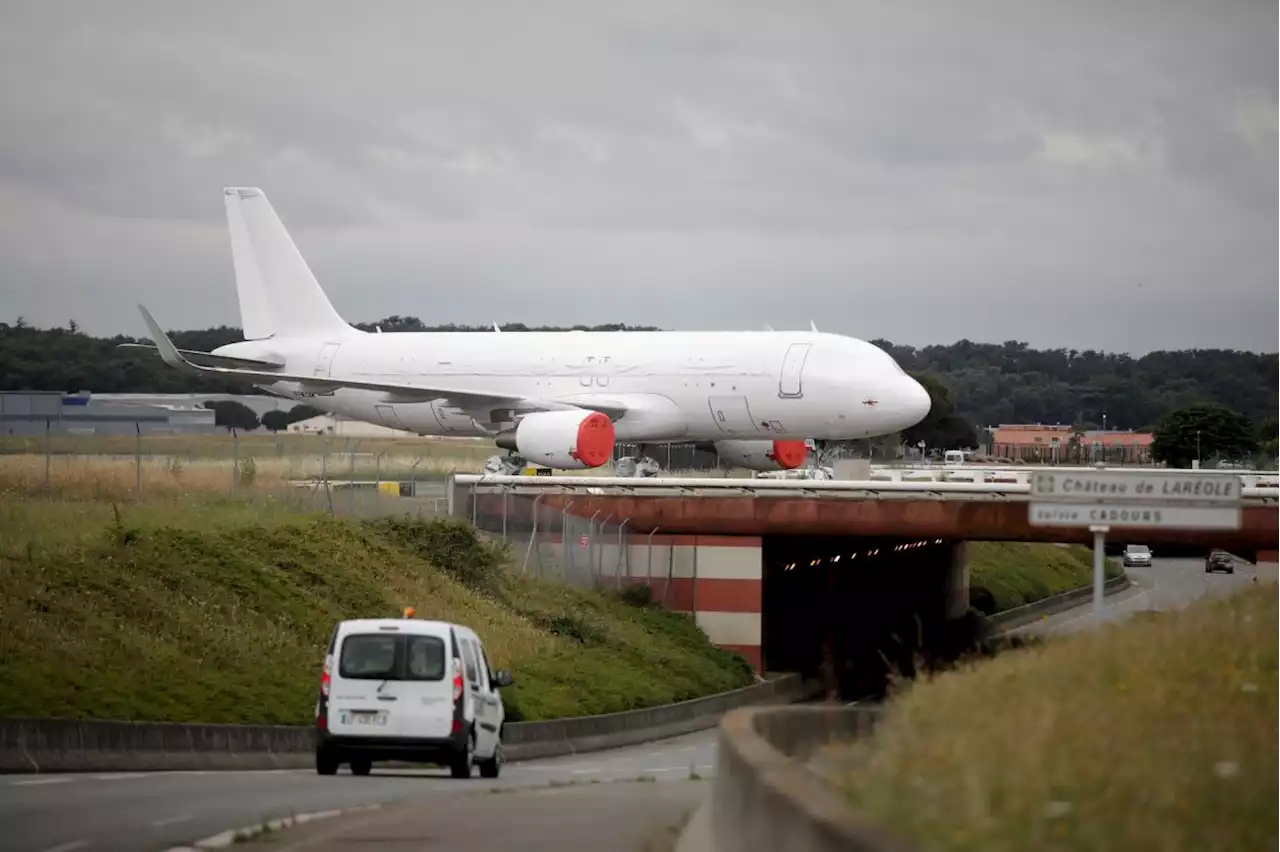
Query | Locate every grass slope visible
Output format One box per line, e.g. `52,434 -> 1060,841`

0,496 -> 753,725
967,541 -> 1120,612
819,583 -> 1278,852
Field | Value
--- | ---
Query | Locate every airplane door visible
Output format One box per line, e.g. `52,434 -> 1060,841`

708,396 -> 761,436
314,343 -> 341,377
778,343 -> 811,398
374,405 -> 407,431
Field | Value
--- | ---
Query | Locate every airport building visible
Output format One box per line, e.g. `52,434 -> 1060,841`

0,391 -> 218,437
989,423 -> 1154,464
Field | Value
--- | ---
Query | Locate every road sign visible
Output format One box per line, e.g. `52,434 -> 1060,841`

579,534 -> 589,549
1030,470 -> 1241,504
1028,502 -> 1242,530
1027,467 -> 1244,625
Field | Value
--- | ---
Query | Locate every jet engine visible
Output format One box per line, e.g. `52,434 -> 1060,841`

495,410 -> 616,469
713,439 -> 810,472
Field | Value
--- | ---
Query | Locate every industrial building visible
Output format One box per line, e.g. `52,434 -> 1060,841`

0,391 -> 217,437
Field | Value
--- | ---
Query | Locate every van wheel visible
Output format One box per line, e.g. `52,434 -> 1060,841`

350,756 -> 372,777
316,749 -> 339,776
450,731 -> 475,779
478,739 -> 503,779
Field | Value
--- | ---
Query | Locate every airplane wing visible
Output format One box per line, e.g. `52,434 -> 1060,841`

136,305 -> 630,418
117,342 -> 286,371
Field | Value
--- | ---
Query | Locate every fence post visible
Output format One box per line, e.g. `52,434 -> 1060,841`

501,487 -> 509,541
562,501 -> 576,579
646,527 -> 659,589
587,510 -> 601,583
616,518 -> 630,589
599,513 -> 614,581
44,417 -> 51,491
134,422 -> 142,500
520,493 -> 544,575
322,437 -> 334,515
232,428 -> 241,494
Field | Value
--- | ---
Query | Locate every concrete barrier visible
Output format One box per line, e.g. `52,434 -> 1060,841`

0,673 -> 811,774
987,568 -> 1130,634
699,705 -> 918,852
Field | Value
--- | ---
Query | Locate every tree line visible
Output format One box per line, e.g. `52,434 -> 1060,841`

2,317 -> 1275,444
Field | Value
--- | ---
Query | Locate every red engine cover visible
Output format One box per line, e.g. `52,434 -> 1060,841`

767,440 -> 809,470
570,411 -> 616,468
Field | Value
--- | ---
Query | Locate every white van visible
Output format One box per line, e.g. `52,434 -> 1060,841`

314,615 -> 514,778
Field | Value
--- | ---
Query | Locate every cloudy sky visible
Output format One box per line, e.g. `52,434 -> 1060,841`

1,0 -> 1275,354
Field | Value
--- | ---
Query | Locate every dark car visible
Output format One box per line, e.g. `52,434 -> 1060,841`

1205,550 -> 1235,574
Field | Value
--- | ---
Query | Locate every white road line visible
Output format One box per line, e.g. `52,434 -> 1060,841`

37,841 -> 90,852
10,777 -> 73,787
95,773 -> 145,781
151,815 -> 194,828
570,768 -> 600,775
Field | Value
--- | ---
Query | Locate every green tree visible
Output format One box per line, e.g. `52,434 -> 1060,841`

1151,403 -> 1258,468
902,373 -> 978,451
261,410 -> 291,432
203,400 -> 260,432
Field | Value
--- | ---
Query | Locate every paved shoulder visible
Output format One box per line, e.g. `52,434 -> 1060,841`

237,779 -> 708,852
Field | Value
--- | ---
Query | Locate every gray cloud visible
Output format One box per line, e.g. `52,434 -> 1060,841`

0,0 -> 1275,353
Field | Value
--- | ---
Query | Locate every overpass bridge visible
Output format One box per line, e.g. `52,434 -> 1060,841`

449,472 -> 1278,551
449,470 -> 1276,677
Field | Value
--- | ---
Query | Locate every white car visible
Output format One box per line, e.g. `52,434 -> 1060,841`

314,614 -> 513,778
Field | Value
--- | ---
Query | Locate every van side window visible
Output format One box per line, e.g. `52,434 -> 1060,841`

471,641 -> 490,691
477,643 -> 495,689
460,637 -> 479,685
405,635 -> 446,681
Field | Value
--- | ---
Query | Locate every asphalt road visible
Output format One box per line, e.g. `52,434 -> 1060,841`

0,730 -> 717,852
228,779 -> 707,852
1006,555 -> 1278,638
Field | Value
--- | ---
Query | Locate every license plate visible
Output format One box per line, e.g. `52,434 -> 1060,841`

340,711 -> 387,727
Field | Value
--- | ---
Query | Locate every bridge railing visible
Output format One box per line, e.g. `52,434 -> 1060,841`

449,473 -> 1278,504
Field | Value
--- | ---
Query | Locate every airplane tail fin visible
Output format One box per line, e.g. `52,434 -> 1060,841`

223,187 -> 358,340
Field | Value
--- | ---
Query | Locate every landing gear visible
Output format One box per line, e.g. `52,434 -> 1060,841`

615,455 -> 662,478
484,453 -> 527,476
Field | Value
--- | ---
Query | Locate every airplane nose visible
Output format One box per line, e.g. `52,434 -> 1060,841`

901,376 -> 932,427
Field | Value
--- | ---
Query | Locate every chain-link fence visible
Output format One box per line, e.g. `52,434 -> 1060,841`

457,482 -> 678,594
0,429 -> 492,519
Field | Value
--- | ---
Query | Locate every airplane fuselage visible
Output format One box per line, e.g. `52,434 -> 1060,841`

215,328 -> 930,443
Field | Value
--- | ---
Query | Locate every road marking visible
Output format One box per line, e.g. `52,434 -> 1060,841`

151,815 -> 194,828
570,768 -> 600,775
38,841 -> 90,852
10,777 -> 73,787
95,773 -> 145,781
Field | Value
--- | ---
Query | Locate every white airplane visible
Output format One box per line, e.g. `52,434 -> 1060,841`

129,187 -> 931,476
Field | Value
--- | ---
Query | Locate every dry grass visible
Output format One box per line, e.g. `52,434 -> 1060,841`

813,583 -> 1279,852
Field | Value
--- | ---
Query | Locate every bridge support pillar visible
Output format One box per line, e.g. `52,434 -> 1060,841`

1259,550 -> 1280,583
945,541 -> 971,620
629,535 -> 764,671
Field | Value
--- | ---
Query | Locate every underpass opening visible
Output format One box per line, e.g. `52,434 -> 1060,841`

762,535 -> 975,702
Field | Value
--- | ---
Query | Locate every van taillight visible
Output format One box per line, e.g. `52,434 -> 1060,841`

321,657 -> 331,698
452,657 -> 464,702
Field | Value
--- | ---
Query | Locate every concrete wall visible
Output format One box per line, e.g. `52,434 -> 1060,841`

522,531 -> 765,670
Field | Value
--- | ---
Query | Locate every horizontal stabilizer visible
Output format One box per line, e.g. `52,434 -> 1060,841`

118,342 -> 285,371
135,304 -> 630,419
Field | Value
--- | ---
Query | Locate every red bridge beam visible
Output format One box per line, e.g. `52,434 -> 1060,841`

478,494 -> 1277,551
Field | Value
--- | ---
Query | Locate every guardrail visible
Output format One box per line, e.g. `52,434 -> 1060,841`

987,569 -> 1131,633
0,673 -> 812,774
452,473 -> 1278,503
693,704 -> 917,852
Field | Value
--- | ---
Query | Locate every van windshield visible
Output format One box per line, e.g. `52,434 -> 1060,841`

339,633 -> 446,681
